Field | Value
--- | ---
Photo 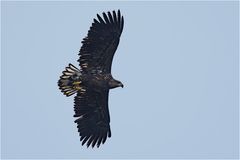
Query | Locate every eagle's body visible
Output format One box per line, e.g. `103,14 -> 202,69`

58,10 -> 124,148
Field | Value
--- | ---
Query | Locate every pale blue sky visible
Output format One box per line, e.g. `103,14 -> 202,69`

1,1 -> 239,159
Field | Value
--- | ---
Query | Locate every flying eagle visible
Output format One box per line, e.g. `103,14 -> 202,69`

58,10 -> 124,148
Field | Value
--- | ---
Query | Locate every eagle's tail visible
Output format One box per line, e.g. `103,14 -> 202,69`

58,63 -> 82,97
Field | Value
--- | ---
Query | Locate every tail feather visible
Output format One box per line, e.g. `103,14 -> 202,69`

58,64 -> 81,97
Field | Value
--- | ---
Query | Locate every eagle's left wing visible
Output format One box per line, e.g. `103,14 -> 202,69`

74,88 -> 111,148
78,10 -> 124,74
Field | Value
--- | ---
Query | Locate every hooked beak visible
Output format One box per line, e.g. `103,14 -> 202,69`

120,83 -> 124,88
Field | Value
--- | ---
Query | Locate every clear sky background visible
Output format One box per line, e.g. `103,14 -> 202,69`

1,1 -> 239,159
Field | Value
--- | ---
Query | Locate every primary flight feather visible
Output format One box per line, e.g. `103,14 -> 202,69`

58,10 -> 124,148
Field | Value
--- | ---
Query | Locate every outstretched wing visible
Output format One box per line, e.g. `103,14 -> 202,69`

74,88 -> 111,148
78,10 -> 124,74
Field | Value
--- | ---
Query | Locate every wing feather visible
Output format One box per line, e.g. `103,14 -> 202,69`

117,10 -> 121,26
97,14 -> 105,24
103,12 -> 110,24
113,10 -> 117,23
108,11 -> 114,24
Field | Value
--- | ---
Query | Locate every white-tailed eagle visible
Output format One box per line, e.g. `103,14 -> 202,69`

58,10 -> 124,148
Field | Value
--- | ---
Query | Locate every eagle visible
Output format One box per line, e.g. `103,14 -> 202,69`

58,10 -> 124,148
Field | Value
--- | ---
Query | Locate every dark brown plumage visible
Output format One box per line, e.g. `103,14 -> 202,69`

58,10 -> 124,148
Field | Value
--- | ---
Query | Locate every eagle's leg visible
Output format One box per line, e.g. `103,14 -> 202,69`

73,81 -> 82,90
73,81 -> 81,85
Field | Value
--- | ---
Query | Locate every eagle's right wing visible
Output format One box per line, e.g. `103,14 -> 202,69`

74,88 -> 111,148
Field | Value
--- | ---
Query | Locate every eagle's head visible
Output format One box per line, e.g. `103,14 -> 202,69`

109,79 -> 124,89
